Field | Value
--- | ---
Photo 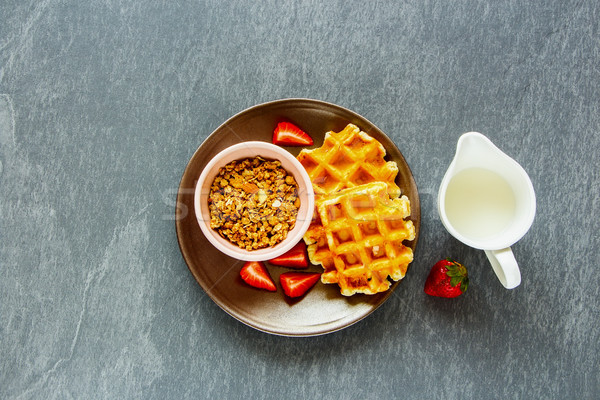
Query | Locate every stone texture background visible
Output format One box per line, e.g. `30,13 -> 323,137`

1,0 -> 598,398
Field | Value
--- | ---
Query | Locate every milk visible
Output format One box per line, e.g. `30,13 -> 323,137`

444,167 -> 517,240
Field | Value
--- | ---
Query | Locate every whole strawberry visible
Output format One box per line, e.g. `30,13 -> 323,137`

424,258 -> 469,298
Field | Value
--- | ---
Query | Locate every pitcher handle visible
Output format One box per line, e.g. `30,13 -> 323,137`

484,248 -> 521,289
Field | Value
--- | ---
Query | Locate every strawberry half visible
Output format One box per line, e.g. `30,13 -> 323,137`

272,122 -> 314,146
240,261 -> 277,292
424,258 -> 469,298
279,272 -> 320,298
268,242 -> 309,268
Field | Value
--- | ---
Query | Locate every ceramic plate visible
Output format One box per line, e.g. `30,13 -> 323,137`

176,99 -> 420,336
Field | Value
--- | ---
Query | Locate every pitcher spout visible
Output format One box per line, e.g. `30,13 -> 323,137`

451,131 -> 499,172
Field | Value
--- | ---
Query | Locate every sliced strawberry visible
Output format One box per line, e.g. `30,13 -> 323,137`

269,242 -> 309,268
279,272 -> 320,298
273,122 -> 314,146
240,261 -> 276,292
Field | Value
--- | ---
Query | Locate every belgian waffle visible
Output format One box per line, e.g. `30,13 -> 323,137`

297,123 -> 401,198
310,182 -> 415,295
297,123 -> 402,250
297,124 -> 414,295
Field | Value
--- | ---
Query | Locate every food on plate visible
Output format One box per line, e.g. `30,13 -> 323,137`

268,241 -> 309,268
208,157 -> 300,250
273,122 -> 314,146
424,259 -> 469,298
297,123 -> 400,198
297,124 -> 414,295
297,123 -> 402,250
309,182 -> 414,295
240,261 -> 277,291
279,272 -> 321,298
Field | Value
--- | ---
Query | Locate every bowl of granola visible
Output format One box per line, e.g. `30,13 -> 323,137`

194,141 -> 314,261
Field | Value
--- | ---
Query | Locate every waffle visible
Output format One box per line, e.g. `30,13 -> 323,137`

297,123 -> 402,252
297,123 -> 401,198
297,124 -> 414,295
309,182 -> 415,295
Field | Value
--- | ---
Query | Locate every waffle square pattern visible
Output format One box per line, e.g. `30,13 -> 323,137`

297,123 -> 401,197
297,123 -> 415,296
311,182 -> 415,295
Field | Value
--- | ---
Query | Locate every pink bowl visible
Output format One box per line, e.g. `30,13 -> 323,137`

194,141 -> 314,261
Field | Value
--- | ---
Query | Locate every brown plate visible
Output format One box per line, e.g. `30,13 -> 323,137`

176,98 -> 420,336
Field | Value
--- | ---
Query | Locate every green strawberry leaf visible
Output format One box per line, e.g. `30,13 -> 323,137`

450,276 -> 462,287
439,259 -> 469,293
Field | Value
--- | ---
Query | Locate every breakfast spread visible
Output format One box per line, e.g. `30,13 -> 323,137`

297,123 -> 415,295
213,122 -> 414,299
208,156 -> 300,250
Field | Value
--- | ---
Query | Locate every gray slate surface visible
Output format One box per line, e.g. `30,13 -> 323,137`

1,0 -> 598,399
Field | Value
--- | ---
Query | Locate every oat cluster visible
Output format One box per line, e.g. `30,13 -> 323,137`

208,157 -> 300,250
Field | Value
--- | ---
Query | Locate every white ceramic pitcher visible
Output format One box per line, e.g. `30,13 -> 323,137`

438,132 -> 536,289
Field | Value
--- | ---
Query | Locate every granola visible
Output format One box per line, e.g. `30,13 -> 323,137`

208,157 -> 300,250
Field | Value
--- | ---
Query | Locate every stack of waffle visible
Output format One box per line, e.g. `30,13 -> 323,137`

297,124 -> 415,296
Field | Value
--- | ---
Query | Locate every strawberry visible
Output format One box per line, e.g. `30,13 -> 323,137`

272,122 -> 314,146
240,261 -> 277,292
424,258 -> 469,298
268,242 -> 309,268
279,272 -> 321,298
